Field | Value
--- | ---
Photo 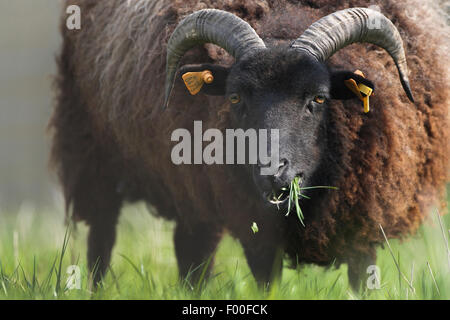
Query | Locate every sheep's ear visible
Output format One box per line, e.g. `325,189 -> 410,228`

179,64 -> 230,96
330,70 -> 375,100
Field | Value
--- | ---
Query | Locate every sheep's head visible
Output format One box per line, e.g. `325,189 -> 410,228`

165,8 -> 414,207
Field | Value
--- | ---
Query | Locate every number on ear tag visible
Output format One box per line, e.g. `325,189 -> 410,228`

182,70 -> 214,95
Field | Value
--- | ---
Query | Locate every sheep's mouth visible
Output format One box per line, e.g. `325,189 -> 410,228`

266,187 -> 290,205
264,175 -> 304,206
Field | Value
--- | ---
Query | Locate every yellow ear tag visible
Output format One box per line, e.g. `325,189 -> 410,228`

358,83 -> 373,113
182,70 -> 214,95
343,70 -> 374,113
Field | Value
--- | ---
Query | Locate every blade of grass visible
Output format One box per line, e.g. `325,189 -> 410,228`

109,266 -> 121,295
286,177 -> 338,227
119,254 -> 144,282
327,273 -> 342,297
299,186 -> 339,190
55,227 -> 71,294
426,261 -> 440,296
195,254 -> 214,293
0,260 -> 7,297
40,256 -> 57,295
32,256 -> 37,292
286,177 -> 305,226
435,209 -> 450,272
379,224 -> 415,292
398,251 -> 402,291
410,261 -> 415,297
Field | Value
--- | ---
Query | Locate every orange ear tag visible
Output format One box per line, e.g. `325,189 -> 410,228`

354,69 -> 365,78
343,70 -> 374,113
182,70 -> 214,95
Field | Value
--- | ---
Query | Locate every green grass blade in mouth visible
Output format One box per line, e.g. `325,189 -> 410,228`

286,176 -> 305,227
299,186 -> 339,191
285,177 -> 338,227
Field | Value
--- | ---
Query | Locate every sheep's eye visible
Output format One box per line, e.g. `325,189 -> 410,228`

314,95 -> 326,104
229,93 -> 241,104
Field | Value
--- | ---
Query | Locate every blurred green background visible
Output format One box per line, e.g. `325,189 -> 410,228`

0,1 -> 60,211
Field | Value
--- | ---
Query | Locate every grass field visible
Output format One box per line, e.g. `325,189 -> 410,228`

0,190 -> 449,300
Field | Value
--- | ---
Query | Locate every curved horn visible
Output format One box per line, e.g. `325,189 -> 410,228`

291,8 -> 414,102
164,9 -> 266,108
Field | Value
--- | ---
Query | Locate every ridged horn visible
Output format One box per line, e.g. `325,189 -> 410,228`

291,8 -> 414,102
164,9 -> 266,108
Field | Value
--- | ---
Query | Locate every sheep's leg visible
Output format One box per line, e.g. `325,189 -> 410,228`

347,249 -> 377,292
87,207 -> 121,287
241,239 -> 283,288
69,156 -> 123,287
174,222 -> 222,286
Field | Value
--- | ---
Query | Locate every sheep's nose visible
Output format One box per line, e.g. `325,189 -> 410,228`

274,159 -> 289,177
256,158 -> 289,177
